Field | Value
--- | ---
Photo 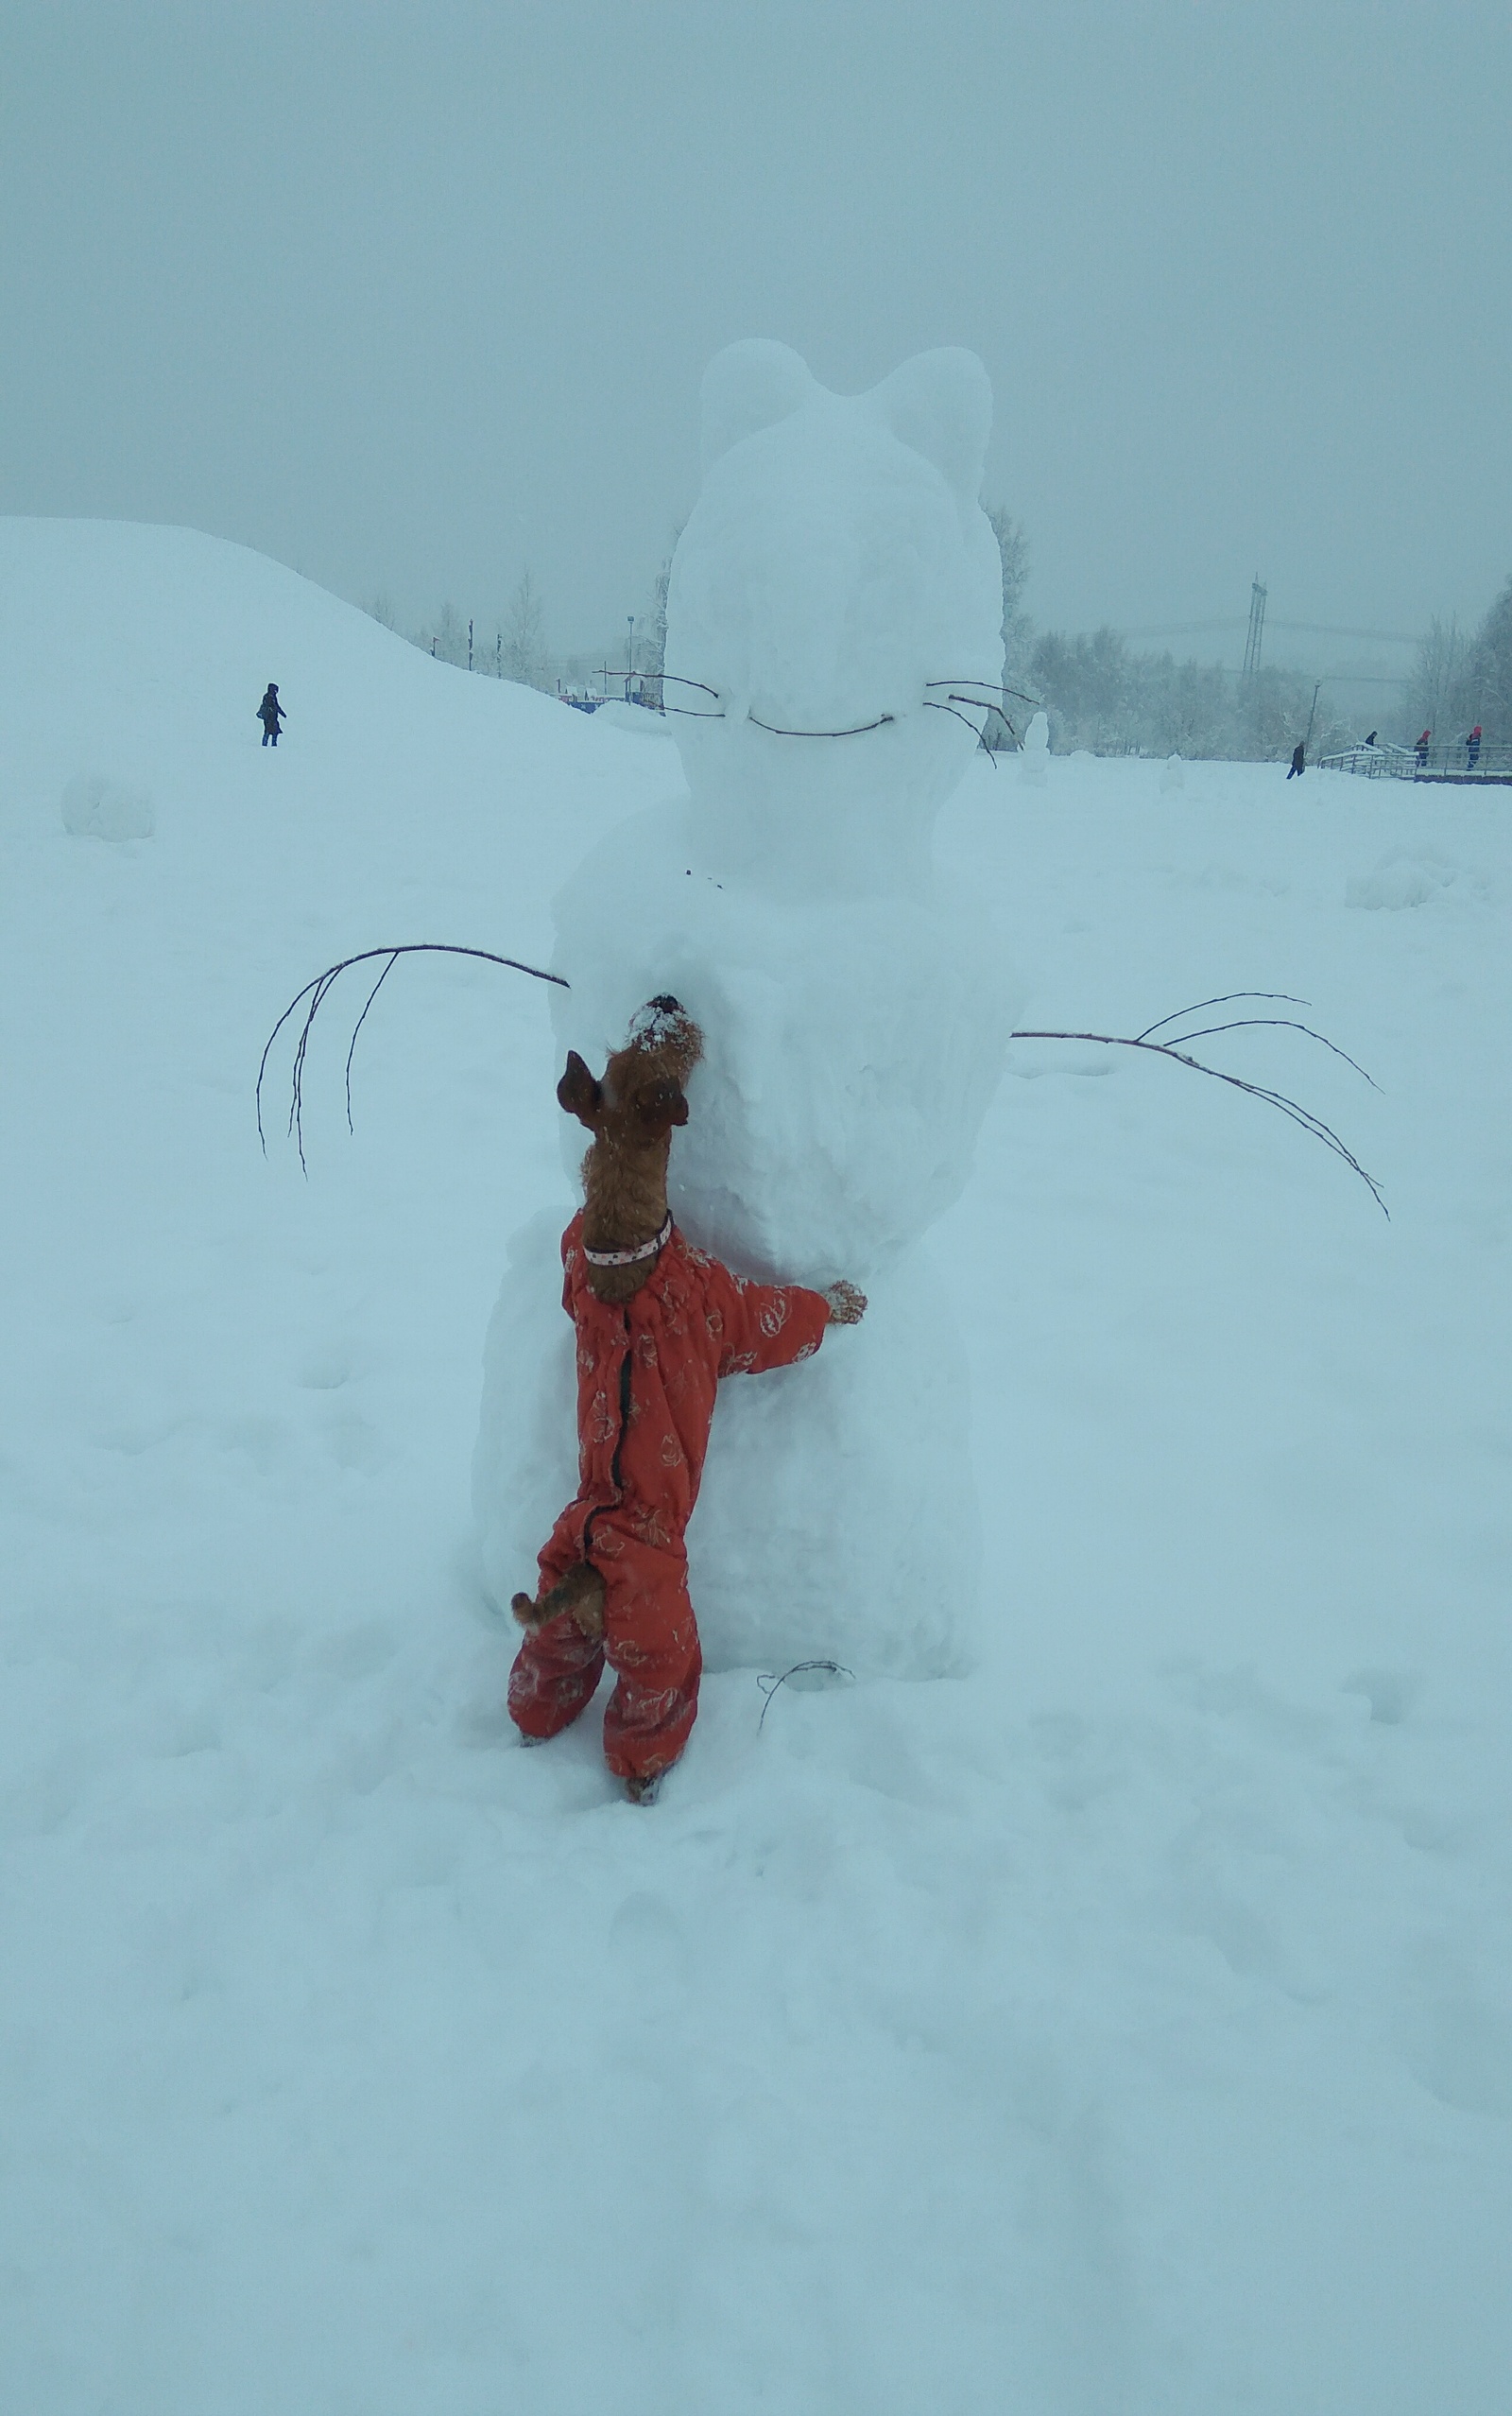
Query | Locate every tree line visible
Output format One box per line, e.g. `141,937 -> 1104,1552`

988,507 -> 1512,761
367,570 -> 556,689
1405,582 -> 1512,748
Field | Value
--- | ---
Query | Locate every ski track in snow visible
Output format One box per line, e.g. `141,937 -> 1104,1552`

1,521 -> 1509,2414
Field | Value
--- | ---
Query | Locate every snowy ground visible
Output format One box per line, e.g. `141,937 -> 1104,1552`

2,521 -> 1508,2414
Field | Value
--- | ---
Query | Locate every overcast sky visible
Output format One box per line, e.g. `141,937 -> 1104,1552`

4,1 -> 1508,664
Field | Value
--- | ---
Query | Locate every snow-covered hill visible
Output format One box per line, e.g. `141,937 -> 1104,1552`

2,521 -> 1508,2413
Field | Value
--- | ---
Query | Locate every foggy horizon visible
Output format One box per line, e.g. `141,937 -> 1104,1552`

5,1 -> 1509,667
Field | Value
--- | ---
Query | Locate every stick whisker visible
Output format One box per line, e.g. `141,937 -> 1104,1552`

1007,1027 -> 1387,1217
1134,991 -> 1308,1044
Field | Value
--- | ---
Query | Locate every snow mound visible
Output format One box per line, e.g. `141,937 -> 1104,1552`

1346,850 -> 1458,909
585,699 -> 675,737
61,769 -> 154,839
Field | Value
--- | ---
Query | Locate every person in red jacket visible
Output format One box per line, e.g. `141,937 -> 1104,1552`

507,999 -> 865,1800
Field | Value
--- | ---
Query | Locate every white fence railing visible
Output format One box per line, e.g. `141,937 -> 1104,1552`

1319,740 -> 1510,782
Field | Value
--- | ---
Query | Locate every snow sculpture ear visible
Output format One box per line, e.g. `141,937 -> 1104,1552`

867,348 -> 992,504
558,1051 -> 603,1129
699,339 -> 819,476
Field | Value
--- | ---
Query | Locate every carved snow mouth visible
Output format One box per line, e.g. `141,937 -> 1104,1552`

747,711 -> 896,738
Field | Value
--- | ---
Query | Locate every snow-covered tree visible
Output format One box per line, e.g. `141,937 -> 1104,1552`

638,528 -> 682,711
1408,613 -> 1477,744
1027,628 -> 1350,761
1469,577 -> 1512,737
428,600 -> 468,667
982,504 -> 1035,746
500,569 -> 548,689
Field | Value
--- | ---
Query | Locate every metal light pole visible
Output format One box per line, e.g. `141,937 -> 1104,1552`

627,615 -> 635,702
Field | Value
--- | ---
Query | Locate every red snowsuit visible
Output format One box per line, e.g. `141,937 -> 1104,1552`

507,1213 -> 833,1784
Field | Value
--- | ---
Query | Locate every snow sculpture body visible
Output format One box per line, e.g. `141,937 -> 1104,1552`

475,340 -> 1018,1678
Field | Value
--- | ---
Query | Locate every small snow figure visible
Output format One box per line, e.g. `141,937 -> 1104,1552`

1019,709 -> 1051,786
1287,741 -> 1306,779
1416,728 -> 1432,768
258,683 -> 285,747
507,1002 -> 865,1802
1465,724 -> 1482,771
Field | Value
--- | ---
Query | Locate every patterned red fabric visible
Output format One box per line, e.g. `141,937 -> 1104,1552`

507,1214 -> 832,1783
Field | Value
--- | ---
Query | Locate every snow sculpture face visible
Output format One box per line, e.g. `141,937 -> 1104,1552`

664,340 -> 1004,899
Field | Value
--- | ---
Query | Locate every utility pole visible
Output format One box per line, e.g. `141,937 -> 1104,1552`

1242,578 -> 1267,682
468,618 -> 473,674
626,614 -> 635,702
1305,681 -> 1321,747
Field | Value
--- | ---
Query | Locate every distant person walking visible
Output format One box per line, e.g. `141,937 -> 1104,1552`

258,683 -> 285,747
1415,728 -> 1432,768
1287,741 -> 1306,780
1465,723 -> 1482,772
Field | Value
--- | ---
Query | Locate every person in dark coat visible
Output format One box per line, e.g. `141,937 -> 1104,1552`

1465,724 -> 1482,771
1415,728 -> 1432,768
1287,741 -> 1306,779
258,683 -> 285,747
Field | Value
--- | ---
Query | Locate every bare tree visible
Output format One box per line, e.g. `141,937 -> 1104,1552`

636,526 -> 685,712
429,600 -> 468,667
985,503 -> 1030,627
500,568 -> 548,688
1469,575 -> 1512,738
1408,613 -> 1476,742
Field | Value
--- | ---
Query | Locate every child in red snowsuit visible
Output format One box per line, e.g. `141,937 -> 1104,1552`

507,1211 -> 834,1788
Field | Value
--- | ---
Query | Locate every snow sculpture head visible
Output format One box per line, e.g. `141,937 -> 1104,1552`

664,340 -> 1004,898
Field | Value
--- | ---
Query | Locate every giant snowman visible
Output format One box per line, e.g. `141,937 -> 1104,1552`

473,340 -> 1018,1677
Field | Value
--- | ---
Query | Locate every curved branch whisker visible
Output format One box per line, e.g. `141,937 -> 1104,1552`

922,697 -> 995,751
1134,990 -> 1308,1044
346,952 -> 401,1131
656,674 -> 721,699
925,679 -> 1042,712
258,942 -> 569,1173
1007,1027 -> 1387,1217
1155,1017 -> 1379,1088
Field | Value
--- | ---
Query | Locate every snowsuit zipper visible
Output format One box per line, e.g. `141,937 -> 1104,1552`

608,1312 -> 633,1496
583,1310 -> 634,1562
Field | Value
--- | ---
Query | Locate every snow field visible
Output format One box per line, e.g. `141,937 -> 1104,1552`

1,522 -> 1509,2413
